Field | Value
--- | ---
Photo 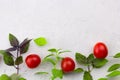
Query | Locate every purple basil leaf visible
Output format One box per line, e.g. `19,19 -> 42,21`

19,38 -> 28,47
6,47 -> 17,52
20,39 -> 31,54
9,33 -> 19,47
15,56 -> 23,65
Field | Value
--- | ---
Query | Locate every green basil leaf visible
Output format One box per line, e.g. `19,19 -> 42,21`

75,53 -> 87,65
52,68 -> 63,79
48,48 -> 57,53
15,56 -> 23,65
3,53 -> 14,66
98,78 -> 108,80
58,50 -> 71,54
83,71 -> 93,80
10,73 -> 20,80
107,70 -> 120,77
0,50 -> 7,55
34,37 -> 47,46
9,33 -> 19,47
43,58 -> 56,66
44,54 -> 55,59
87,54 -> 94,63
74,68 -> 84,73
0,50 -> 14,57
92,59 -> 108,68
0,74 -> 11,80
20,39 -> 31,54
56,56 -> 63,61
114,53 -> 120,58
6,52 -> 14,57
19,77 -> 26,80
35,72 -> 49,75
108,64 -> 120,72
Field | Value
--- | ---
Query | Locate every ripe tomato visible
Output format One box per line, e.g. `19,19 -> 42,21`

93,42 -> 108,59
25,54 -> 41,68
61,57 -> 75,73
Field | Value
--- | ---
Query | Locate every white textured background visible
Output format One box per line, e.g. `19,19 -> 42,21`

0,0 -> 120,80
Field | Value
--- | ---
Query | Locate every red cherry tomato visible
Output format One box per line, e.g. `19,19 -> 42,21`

25,54 -> 41,68
93,42 -> 108,59
61,57 -> 75,73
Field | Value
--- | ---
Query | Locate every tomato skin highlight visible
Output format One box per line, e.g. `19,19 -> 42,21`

25,54 -> 41,68
61,57 -> 75,73
93,42 -> 108,59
